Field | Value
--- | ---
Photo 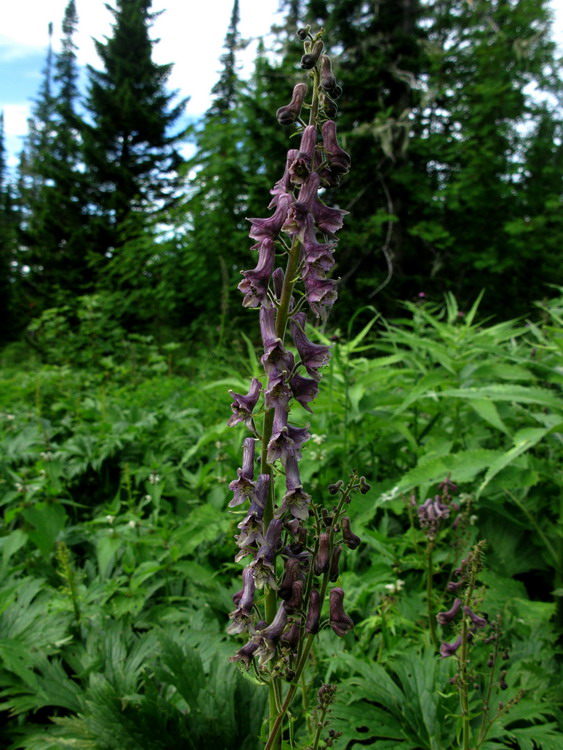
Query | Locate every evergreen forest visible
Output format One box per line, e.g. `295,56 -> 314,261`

0,0 -> 562,748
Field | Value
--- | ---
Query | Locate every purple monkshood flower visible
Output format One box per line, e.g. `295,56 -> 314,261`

289,372 -> 319,412
251,518 -> 283,589
238,238 -> 276,308
229,637 -> 260,668
277,454 -> 312,520
329,587 -> 354,636
271,149 -> 300,200
301,216 -> 336,275
436,598 -> 462,625
306,589 -> 321,634
283,579 -> 304,613
288,125 -> 317,185
341,517 -> 361,550
281,201 -> 310,239
267,403 -> 310,464
260,303 -> 294,378
321,120 -> 351,175
248,192 -> 294,241
314,532 -> 330,576
276,82 -> 308,126
227,566 -> 256,634
440,635 -> 462,658
228,438 -> 257,508
264,372 -> 293,410
258,602 -> 289,642
418,495 -> 451,539
255,603 -> 290,665
304,276 -> 338,320
281,618 -> 302,649
464,606 -> 487,628
235,474 -> 269,553
279,557 -> 301,600
228,378 -> 261,428
290,312 -> 332,380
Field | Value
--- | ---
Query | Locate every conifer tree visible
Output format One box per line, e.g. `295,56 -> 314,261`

15,5 -> 90,316
82,0 -> 186,269
0,112 -> 19,341
178,0 -> 248,327
296,0 -> 562,318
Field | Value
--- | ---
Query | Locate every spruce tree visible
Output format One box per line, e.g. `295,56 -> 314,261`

178,0 -> 248,329
82,0 -> 186,269
297,0 -> 562,318
0,112 -> 19,341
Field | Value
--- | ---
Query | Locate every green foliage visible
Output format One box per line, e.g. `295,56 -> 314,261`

1,295 -> 562,747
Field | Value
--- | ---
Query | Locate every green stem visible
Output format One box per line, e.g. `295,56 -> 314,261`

459,612 -> 471,750
427,541 -> 438,647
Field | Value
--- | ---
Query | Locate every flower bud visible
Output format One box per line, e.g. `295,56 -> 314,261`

281,618 -> 302,649
329,545 -> 341,582
328,480 -> 343,495
320,55 -> 337,95
276,83 -> 308,126
341,516 -> 361,550
283,579 -> 304,614
301,40 -> 324,70
297,26 -> 310,40
329,587 -> 354,636
305,589 -> 321,634
314,532 -> 330,575
359,476 -> 371,494
436,598 -> 461,625
279,557 -> 301,600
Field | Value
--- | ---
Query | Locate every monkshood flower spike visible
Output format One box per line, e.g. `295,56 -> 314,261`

225,28 -> 367,750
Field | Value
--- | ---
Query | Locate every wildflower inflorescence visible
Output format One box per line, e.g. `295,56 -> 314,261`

224,26 -> 365,742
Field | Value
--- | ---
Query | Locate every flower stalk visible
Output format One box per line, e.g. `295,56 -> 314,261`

225,32 -> 361,747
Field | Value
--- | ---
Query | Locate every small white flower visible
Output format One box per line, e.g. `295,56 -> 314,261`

127,520 -> 137,529
215,440 -> 225,449
469,514 -> 478,525
384,579 -> 405,594
105,515 -> 115,524
6,414 -> 15,421
380,486 -> 400,503
144,494 -> 152,502
311,433 -> 326,445
148,473 -> 161,484
15,482 -> 24,492
40,451 -> 53,461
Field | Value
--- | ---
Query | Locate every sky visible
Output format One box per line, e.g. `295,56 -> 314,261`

0,0 -> 284,168
1,0 -> 562,170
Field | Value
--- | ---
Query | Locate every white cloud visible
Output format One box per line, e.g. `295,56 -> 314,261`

3,103 -> 30,133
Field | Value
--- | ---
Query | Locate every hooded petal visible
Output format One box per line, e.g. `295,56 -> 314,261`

291,312 -> 332,379
322,120 -> 351,175
238,238 -> 276,308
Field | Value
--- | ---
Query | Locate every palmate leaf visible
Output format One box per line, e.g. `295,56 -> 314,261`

332,649 -> 456,750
